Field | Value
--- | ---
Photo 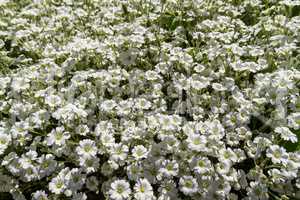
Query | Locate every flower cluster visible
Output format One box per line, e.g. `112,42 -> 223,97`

0,0 -> 300,200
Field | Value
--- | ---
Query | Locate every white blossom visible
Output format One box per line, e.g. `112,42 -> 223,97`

109,179 -> 131,200
266,145 -> 289,164
179,176 -> 199,196
0,0 -> 299,199
275,127 -> 298,143
76,139 -> 98,158
133,178 -> 154,200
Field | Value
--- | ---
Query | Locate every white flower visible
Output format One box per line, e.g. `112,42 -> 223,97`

65,168 -> 86,191
46,127 -> 70,146
127,163 -> 143,181
266,145 -> 288,164
179,176 -> 198,196
110,143 -> 129,162
249,46 -> 264,57
37,154 -> 57,177
288,152 -> 300,168
268,169 -> 285,184
134,178 -> 154,200
19,150 -> 38,169
49,176 -> 66,194
280,0 -> 300,6
190,78 -> 210,90
76,139 -> 98,158
132,145 -> 149,160
100,100 -> 117,113
117,100 -> 133,116
11,77 -> 30,92
100,132 -> 115,147
158,160 -> 179,178
45,94 -> 62,108
76,124 -> 90,136
52,103 -> 88,122
190,156 -> 212,174
109,179 -> 132,200
32,190 -> 48,200
145,70 -> 161,81
0,131 -> 11,155
219,148 -> 238,163
22,165 -> 39,182
135,98 -> 151,110
208,120 -> 225,139
158,179 -> 178,200
79,156 -> 99,174
247,181 -> 269,200
72,192 -> 87,200
215,161 -> 232,175
275,127 -> 298,143
212,83 -> 226,91
186,133 -> 207,152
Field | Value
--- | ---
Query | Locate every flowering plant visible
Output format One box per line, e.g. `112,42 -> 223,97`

0,0 -> 300,199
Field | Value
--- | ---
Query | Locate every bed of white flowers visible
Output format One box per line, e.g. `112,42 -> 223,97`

0,0 -> 300,199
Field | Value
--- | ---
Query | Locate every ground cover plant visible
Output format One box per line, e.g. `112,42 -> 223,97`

0,0 -> 300,199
